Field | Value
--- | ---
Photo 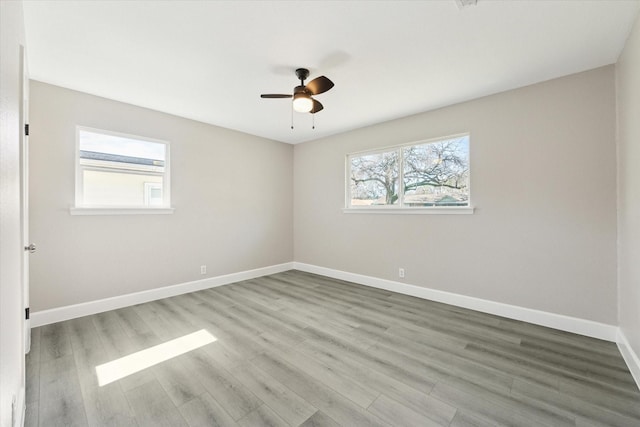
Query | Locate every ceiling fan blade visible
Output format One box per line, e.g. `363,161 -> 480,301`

260,94 -> 292,98
306,76 -> 334,95
310,99 -> 324,114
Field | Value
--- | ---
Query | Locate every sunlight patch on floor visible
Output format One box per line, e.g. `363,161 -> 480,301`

95,329 -> 217,386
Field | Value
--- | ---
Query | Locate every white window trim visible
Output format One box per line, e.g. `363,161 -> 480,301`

70,207 -> 175,216
344,133 -> 473,214
73,126 -> 173,215
342,207 -> 474,215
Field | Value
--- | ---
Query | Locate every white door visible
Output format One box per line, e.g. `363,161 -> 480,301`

20,45 -> 31,354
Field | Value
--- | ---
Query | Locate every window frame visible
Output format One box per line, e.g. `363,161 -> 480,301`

344,133 -> 473,215
71,126 -> 174,215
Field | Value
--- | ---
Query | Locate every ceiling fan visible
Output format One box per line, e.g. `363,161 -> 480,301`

261,68 -> 334,114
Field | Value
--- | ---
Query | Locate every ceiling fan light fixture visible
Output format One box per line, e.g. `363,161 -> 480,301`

261,68 -> 333,118
293,92 -> 313,113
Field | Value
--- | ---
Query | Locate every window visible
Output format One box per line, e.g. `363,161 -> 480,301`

73,127 -> 171,213
346,134 -> 471,213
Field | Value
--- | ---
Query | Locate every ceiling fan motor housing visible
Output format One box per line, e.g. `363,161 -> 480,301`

294,85 -> 311,96
295,68 -> 310,82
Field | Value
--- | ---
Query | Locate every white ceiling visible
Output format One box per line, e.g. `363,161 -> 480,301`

23,0 -> 640,144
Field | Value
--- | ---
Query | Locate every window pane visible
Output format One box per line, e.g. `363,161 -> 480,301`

82,170 -> 163,207
79,129 -> 165,162
77,128 -> 169,208
402,136 -> 469,207
350,150 -> 399,206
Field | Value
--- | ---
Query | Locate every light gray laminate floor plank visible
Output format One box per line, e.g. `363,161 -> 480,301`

226,303 -> 307,347
376,324 -> 562,390
228,294 -> 311,337
250,351 -> 391,427
299,326 -> 439,394
229,362 -> 317,426
25,270 -> 640,426
265,341 -> 380,408
153,356 -> 207,407
67,317 -> 137,427
225,282 -> 287,310
275,302 -> 361,339
449,410 -> 508,427
24,329 -> 41,427
298,410 -> 341,427
91,311 -> 157,393
125,379 -> 188,427
519,337 -> 637,386
431,377 -> 576,427
25,327 -> 42,405
237,403 -> 289,427
39,322 -> 72,362
178,392 -> 239,427
366,335 -> 516,393
24,401 -> 38,427
295,339 -> 457,425
557,377 -> 640,420
112,306 -> 159,340
183,302 -> 277,360
38,354 -> 88,427
367,393 -> 445,427
183,348 -> 262,421
511,378 -> 640,427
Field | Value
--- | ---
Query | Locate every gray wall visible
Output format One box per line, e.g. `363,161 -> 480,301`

29,64 -> 623,329
294,66 -> 618,325
29,81 -> 293,311
1,0 -> 27,424
617,13 -> 640,362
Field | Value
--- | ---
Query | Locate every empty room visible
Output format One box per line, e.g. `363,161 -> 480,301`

2,0 -> 640,426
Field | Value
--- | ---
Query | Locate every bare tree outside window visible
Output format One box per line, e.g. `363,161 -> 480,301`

402,137 -> 469,206
348,135 -> 469,208
350,150 -> 399,205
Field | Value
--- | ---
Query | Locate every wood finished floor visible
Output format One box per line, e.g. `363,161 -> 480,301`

25,270 -> 640,427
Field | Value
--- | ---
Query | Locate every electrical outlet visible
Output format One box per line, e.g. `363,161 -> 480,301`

399,268 -> 405,278
200,265 -> 207,275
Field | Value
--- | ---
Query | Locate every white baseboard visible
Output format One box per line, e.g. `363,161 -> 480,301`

31,262 -> 294,327
31,260 -> 619,343
617,329 -> 640,390
292,262 -> 618,342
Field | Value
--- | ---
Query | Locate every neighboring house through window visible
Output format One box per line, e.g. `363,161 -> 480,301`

74,126 -> 171,212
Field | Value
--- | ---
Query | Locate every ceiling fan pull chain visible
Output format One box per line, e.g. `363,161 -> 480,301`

312,113 -> 315,130
291,102 -> 294,130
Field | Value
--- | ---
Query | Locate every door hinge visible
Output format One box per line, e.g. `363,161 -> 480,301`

25,123 -> 29,136
25,307 -> 30,320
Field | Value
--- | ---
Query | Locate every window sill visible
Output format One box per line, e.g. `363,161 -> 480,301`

70,207 -> 175,216
342,206 -> 474,215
